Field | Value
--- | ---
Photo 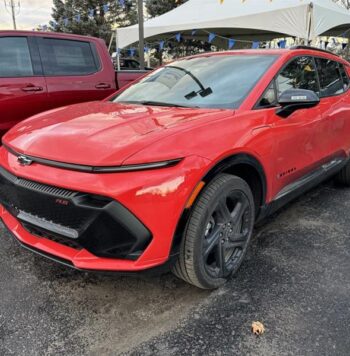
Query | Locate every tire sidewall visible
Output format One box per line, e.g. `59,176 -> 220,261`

188,175 -> 255,289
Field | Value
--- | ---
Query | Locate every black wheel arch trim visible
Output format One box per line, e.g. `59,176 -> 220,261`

170,152 -> 268,258
201,153 -> 267,206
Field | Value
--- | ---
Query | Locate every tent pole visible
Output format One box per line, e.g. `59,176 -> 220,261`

138,0 -> 145,70
108,32 -> 114,53
116,30 -> 121,71
306,2 -> 314,45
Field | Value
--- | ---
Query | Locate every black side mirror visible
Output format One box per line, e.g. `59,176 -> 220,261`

276,89 -> 320,118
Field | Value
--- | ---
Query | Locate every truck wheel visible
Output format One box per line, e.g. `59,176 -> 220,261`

336,161 -> 350,186
172,174 -> 255,289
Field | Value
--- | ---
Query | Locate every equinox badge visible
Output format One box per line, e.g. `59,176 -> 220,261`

17,155 -> 33,166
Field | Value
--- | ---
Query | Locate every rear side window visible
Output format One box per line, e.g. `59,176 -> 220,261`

315,58 -> 344,97
0,37 -> 33,77
339,63 -> 349,90
276,56 -> 319,95
38,38 -> 100,76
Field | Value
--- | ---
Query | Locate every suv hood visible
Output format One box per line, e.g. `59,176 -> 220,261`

4,101 -> 231,167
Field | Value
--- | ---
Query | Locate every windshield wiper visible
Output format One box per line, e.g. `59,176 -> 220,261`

119,100 -> 197,108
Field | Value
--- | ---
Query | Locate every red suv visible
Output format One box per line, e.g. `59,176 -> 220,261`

1,47 -> 350,289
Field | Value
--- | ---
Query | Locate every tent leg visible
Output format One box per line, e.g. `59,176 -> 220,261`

116,31 -> 121,71
108,32 -> 114,53
306,3 -> 314,45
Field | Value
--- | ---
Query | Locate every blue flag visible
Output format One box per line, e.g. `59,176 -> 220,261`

63,17 -> 69,26
191,29 -> 197,36
159,40 -> 165,50
228,39 -> 236,49
88,8 -> 94,17
103,4 -> 109,13
119,0 -> 125,7
278,40 -> 286,48
75,14 -> 81,23
175,33 -> 181,42
252,41 -> 260,49
129,48 -> 136,57
208,33 -> 216,43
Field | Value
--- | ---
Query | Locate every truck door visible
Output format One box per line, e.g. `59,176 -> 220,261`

0,36 -> 48,136
37,37 -> 115,109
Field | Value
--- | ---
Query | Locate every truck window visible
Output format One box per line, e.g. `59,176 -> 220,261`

38,38 -> 100,76
0,37 -> 33,77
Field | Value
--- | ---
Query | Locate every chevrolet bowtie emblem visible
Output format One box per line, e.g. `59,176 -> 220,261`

17,155 -> 33,166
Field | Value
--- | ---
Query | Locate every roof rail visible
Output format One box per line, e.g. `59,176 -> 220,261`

290,45 -> 340,57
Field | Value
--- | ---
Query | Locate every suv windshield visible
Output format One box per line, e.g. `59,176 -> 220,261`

113,54 -> 278,109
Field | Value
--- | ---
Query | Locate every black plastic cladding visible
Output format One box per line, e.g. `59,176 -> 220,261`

0,166 -> 152,260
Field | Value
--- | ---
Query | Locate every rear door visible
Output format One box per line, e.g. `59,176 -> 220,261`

0,36 -> 48,135
314,57 -> 350,160
37,37 -> 115,109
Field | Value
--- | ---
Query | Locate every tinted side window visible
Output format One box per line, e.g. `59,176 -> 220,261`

277,56 -> 319,96
339,64 -> 349,90
315,58 -> 344,97
38,38 -> 99,76
0,37 -> 33,77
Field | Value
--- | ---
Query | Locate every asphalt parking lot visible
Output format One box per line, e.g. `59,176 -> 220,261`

1,180 -> 350,356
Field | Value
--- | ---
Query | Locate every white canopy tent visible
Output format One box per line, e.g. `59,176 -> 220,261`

116,0 -> 350,49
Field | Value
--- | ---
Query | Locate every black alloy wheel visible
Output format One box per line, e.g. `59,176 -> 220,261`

172,174 -> 255,289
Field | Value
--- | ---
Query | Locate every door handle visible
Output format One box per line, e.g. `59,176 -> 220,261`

95,83 -> 111,89
21,85 -> 43,92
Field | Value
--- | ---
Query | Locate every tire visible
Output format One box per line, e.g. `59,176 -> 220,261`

172,174 -> 255,289
336,161 -> 350,186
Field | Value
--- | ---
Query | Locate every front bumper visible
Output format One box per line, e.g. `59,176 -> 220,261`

1,206 -> 164,271
0,166 -> 152,261
0,148 -> 210,271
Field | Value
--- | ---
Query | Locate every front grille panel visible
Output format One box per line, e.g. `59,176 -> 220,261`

0,166 -> 152,260
17,178 -> 76,199
0,167 -> 95,232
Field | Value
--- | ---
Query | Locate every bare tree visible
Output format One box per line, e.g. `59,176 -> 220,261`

334,0 -> 350,9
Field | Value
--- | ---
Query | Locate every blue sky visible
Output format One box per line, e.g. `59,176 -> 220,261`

0,0 -> 53,30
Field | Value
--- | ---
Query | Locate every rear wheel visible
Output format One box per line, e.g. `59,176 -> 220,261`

336,161 -> 350,186
172,174 -> 255,289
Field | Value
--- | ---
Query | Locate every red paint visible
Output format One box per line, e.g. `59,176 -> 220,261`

1,48 -> 350,272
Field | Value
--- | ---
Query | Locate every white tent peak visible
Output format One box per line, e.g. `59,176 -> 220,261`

116,0 -> 350,49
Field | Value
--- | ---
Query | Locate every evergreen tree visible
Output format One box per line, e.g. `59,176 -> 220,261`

50,0 -> 138,46
145,0 -> 189,18
145,0 -> 210,64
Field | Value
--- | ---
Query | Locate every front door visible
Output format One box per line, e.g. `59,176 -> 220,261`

257,56 -> 323,199
0,36 -> 48,135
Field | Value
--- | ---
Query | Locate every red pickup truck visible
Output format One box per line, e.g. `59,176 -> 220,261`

0,31 -> 148,136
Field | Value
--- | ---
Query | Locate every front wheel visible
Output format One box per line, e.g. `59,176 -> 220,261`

172,174 -> 255,289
